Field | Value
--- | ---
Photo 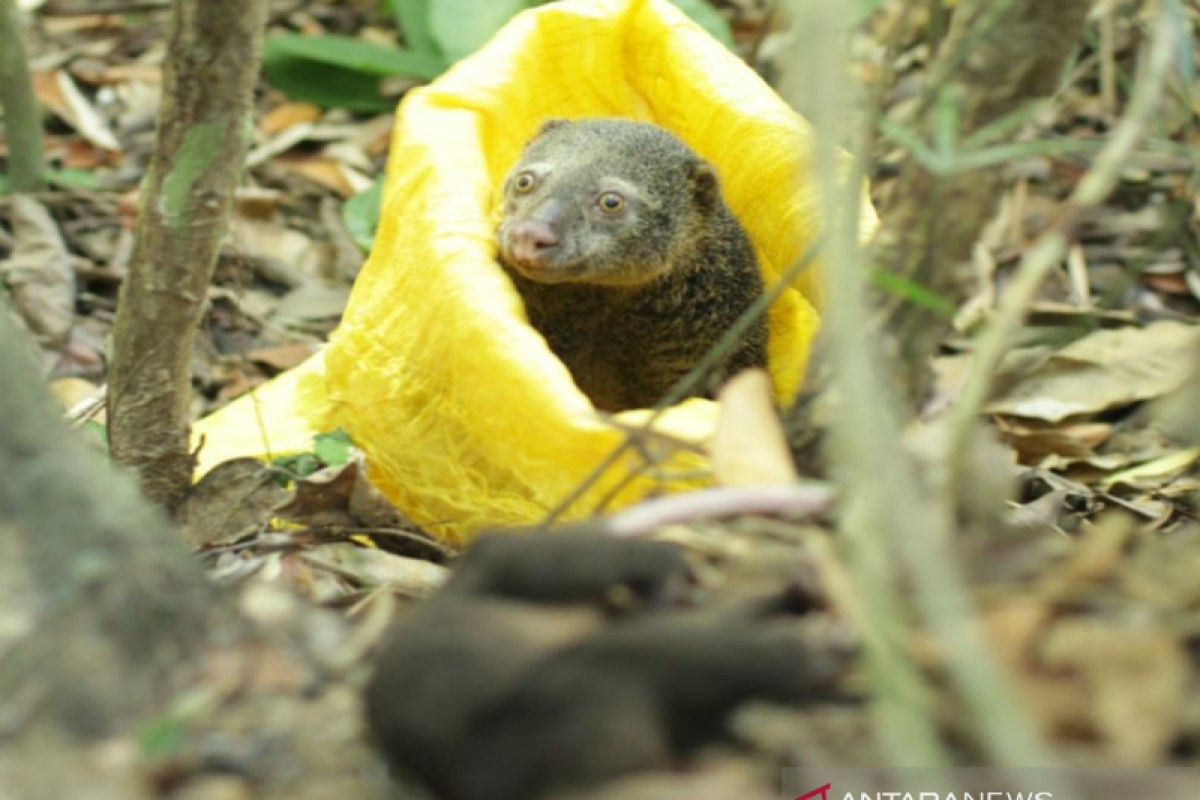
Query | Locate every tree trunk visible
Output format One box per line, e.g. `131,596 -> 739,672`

107,0 -> 269,515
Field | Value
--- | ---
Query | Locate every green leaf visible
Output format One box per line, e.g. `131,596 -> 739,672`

314,428 -> 355,466
869,270 -> 956,318
264,52 -> 395,111
430,0 -> 530,63
850,0 -> 891,25
343,177 -> 384,251
83,420 -> 109,455
1,169 -> 101,195
265,33 -> 444,79
387,0 -> 441,58
664,0 -> 735,49
137,715 -> 190,760
46,168 -> 100,190
271,452 -> 324,484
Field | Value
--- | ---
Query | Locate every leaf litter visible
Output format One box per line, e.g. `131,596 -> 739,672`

2,0 -> 1200,798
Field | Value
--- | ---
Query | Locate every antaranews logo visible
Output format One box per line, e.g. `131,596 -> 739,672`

782,767 -> 1199,800
800,793 -> 1051,800
795,784 -> 831,800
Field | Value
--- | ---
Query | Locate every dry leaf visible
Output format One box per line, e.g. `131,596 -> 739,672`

276,457 -> 416,533
995,417 -> 1113,464
304,545 -> 447,600
1039,619 -> 1188,762
180,458 -> 288,547
48,376 -> 99,412
1100,447 -> 1200,488
232,214 -> 331,281
259,101 -> 322,135
32,68 -> 120,151
710,369 -> 798,486
272,154 -> 370,196
0,196 -> 78,370
246,343 -> 318,373
273,279 -> 351,322
986,321 -> 1200,421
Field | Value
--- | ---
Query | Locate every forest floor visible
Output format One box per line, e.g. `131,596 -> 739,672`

2,1 -> 1200,798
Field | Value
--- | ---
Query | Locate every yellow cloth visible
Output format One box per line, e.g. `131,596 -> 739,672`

194,0 -> 873,540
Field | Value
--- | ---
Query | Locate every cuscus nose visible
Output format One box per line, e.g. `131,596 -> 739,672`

508,219 -> 560,265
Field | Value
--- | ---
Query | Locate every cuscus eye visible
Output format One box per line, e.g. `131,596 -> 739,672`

597,191 -> 625,212
514,172 -> 537,193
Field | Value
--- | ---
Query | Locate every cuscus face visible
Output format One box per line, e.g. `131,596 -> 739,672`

497,118 -> 718,287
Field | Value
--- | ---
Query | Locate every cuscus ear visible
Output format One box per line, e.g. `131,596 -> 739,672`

534,118 -> 571,137
689,160 -> 721,212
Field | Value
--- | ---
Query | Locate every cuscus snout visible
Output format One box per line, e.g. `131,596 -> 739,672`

507,218 -> 561,265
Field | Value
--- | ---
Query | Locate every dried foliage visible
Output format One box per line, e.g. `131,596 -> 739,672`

0,0 -> 1199,798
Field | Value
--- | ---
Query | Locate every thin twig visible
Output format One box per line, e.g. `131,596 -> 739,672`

603,484 -> 835,537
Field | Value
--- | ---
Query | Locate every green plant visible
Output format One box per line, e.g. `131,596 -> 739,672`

264,0 -> 735,111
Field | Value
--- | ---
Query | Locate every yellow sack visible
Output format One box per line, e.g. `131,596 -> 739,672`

195,0 -> 871,540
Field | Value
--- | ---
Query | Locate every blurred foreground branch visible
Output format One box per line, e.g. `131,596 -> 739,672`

0,312 -> 218,796
874,0 -> 1092,406
0,0 -> 45,192
791,0 -> 1093,462
788,0 -> 1095,770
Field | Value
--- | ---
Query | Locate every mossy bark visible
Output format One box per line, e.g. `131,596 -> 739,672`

107,0 -> 268,515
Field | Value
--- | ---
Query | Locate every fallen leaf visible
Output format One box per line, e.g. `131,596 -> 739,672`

0,196 -> 78,370
259,101 -> 323,135
1099,446 -> 1200,489
1039,619 -> 1188,762
273,153 -> 370,196
710,369 -> 798,486
181,458 -> 289,547
48,376 -> 99,412
32,68 -> 120,151
246,343 -> 318,372
986,321 -> 1200,422
231,215 -> 331,282
304,545 -> 447,600
995,417 -> 1113,464
273,279 -> 351,321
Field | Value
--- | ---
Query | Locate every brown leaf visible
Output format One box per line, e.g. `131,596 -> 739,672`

1039,619 -> 1188,762
246,343 -> 318,372
995,417 -> 1113,464
181,458 -> 288,547
0,196 -> 78,371
259,101 -> 322,135
32,68 -> 120,151
276,457 -> 417,533
272,154 -> 367,196
986,321 -> 1200,422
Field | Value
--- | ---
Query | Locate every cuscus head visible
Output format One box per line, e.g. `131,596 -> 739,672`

497,118 -> 725,286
